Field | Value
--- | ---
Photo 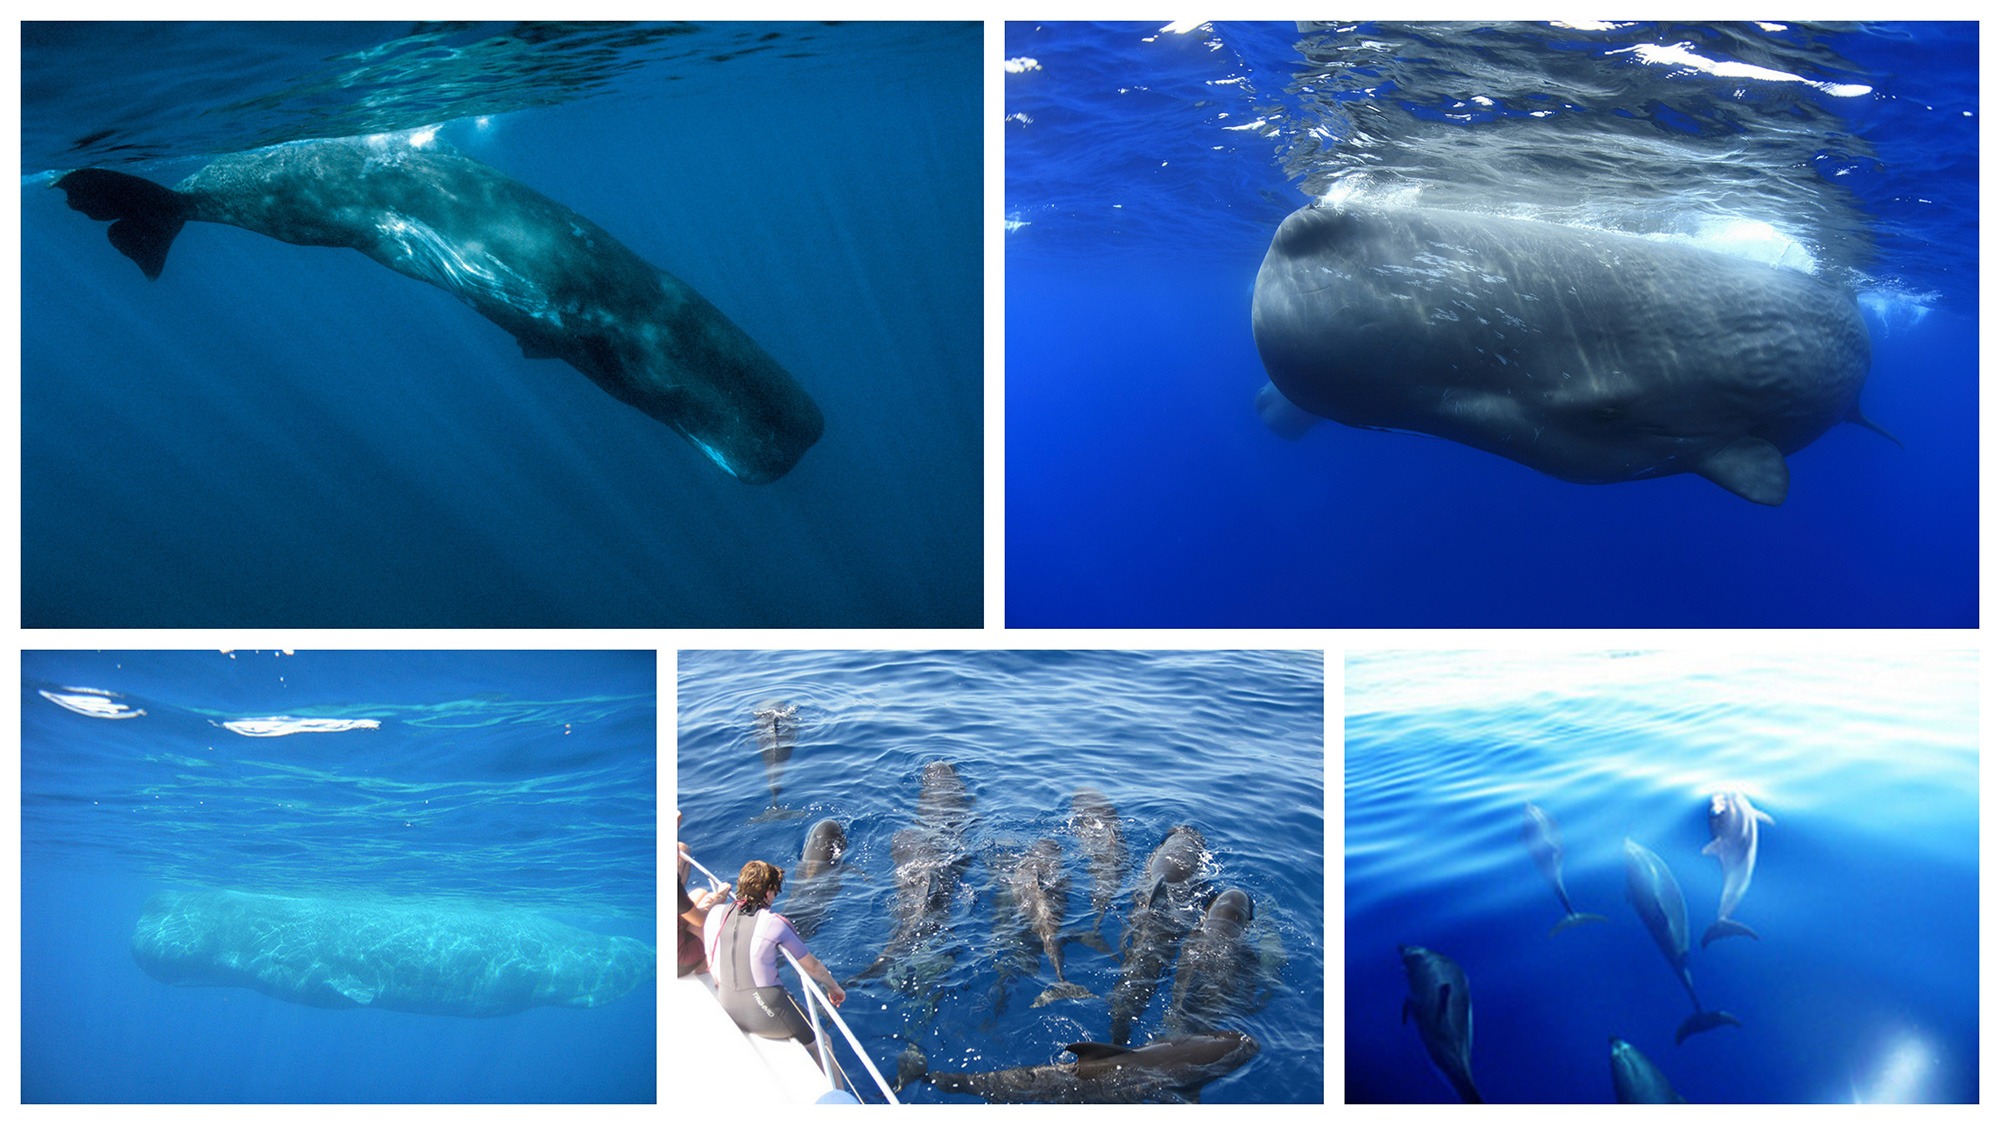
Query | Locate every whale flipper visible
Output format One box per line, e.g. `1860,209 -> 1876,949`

1700,919 -> 1761,946
1549,911 -> 1609,936
54,168 -> 189,281
1696,436 -> 1789,506
1846,405 -> 1903,447
1674,1009 -> 1743,1044
1255,380 -> 1320,440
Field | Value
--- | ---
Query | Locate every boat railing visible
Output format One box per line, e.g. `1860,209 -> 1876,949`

685,851 -> 900,1105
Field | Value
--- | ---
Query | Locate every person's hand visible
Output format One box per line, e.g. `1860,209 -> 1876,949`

827,982 -> 846,1008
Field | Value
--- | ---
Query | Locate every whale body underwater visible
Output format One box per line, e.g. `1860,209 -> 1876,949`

1252,204 -> 1890,505
132,888 -> 655,1017
54,135 -> 824,484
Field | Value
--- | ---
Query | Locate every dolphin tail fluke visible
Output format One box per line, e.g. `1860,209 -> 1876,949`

1450,1073 -> 1484,1104
1548,911 -> 1609,936
1700,919 -> 1760,946
1030,982 -> 1095,1008
53,168 -> 190,281
1674,1009 -> 1744,1045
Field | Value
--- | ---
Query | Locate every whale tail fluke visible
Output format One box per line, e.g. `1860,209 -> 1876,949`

53,168 -> 189,281
1700,919 -> 1760,947
1674,1009 -> 1744,1045
1549,911 -> 1609,936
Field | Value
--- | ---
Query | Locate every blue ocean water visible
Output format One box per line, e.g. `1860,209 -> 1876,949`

20,650 -> 657,1103
1344,650 -> 1978,1104
1005,22 -> 1977,627
21,22 -> 982,627
675,650 -> 1326,1103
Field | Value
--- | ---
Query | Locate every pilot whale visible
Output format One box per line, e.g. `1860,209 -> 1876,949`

1400,944 -> 1480,1103
132,888 -> 654,1016
54,134 -> 823,483
1622,838 -> 1742,1044
1252,203 -> 1891,505
1702,791 -> 1773,946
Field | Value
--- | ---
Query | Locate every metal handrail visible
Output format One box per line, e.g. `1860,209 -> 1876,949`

684,849 -> 899,1104
781,946 -> 901,1104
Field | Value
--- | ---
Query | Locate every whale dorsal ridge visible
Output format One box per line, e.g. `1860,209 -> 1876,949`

1696,437 -> 1789,506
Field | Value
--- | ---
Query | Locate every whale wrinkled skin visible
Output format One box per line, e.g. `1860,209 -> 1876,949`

1702,791 -> 1774,946
55,135 -> 823,483
132,888 -> 654,1017
1252,203 -> 1887,505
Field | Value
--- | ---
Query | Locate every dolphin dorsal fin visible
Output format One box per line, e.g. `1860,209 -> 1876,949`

1065,1042 -> 1132,1062
1696,436 -> 1789,506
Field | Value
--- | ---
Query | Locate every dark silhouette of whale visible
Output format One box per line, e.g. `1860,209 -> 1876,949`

902,1030 -> 1259,1103
132,888 -> 654,1017
1399,943 -> 1481,1103
1253,203 -> 1892,505
54,134 -> 823,483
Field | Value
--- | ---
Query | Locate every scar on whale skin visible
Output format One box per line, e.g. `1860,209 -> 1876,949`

54,134 -> 823,484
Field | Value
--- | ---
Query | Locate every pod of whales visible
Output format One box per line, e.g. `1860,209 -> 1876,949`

55,135 -> 823,483
1702,791 -> 1773,946
1252,203 -> 1891,505
1399,944 -> 1481,1103
132,888 -> 653,1016
1622,838 -> 1742,1044
1521,802 -> 1607,935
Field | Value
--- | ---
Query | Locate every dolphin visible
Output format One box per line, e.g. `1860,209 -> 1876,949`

1701,791 -> 1773,946
846,763 -> 972,1002
1252,203 -> 1891,505
785,817 -> 846,939
54,134 -> 823,483
1108,825 -> 1208,1045
746,700 -> 801,821
1163,887 -> 1256,1035
1522,802 -> 1608,935
132,888 -> 653,1016
1622,838 -> 1743,1044
1399,944 -> 1480,1103
902,1031 -> 1259,1103
1069,788 -> 1127,952
1609,1036 -> 1686,1103
1008,839 -> 1094,1007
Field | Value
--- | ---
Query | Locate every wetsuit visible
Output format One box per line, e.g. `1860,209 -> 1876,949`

706,900 -> 815,1045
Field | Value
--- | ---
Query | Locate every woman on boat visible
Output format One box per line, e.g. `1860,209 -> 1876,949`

704,859 -> 846,1049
